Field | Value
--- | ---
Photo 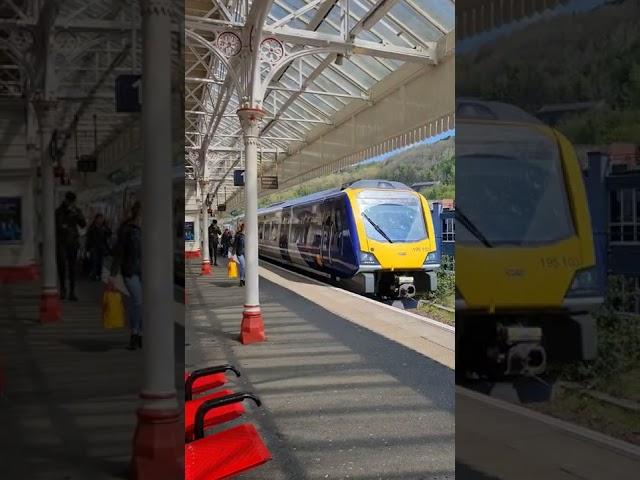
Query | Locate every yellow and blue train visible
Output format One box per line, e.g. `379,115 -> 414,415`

456,99 -> 604,380
232,179 -> 439,300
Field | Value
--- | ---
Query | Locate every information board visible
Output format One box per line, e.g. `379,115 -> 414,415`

0,197 -> 22,243
261,175 -> 279,189
184,221 -> 195,241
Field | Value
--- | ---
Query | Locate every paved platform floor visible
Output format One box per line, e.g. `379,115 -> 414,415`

0,276 -> 184,479
456,387 -> 640,480
186,259 -> 455,480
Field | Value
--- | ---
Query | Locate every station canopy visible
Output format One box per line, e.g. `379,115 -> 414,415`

1,1 -> 181,196
185,0 -> 455,210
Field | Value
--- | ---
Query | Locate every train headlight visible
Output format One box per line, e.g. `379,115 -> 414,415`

360,251 -> 379,265
568,267 -> 598,294
423,251 -> 438,264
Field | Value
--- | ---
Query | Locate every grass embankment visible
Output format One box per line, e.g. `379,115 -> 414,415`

259,138 -> 454,207
418,261 -> 455,326
533,386 -> 640,446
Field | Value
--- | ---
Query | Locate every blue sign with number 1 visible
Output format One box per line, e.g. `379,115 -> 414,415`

116,74 -> 142,112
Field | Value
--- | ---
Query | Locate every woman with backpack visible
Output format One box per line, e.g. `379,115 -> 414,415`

109,201 -> 143,350
86,213 -> 111,281
232,223 -> 245,287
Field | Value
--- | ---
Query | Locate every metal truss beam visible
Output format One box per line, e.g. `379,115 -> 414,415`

263,25 -> 436,64
185,76 -> 366,99
187,145 -> 282,153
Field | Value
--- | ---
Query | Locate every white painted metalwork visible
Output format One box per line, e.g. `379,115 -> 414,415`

185,0 -> 454,333
185,0 -> 454,200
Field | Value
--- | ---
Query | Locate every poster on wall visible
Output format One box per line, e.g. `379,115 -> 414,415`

0,197 -> 22,243
184,221 -> 195,241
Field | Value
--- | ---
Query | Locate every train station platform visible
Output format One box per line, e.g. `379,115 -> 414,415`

0,277 -> 184,480
185,258 -> 455,479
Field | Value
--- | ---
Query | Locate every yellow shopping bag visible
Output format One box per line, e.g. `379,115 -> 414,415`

102,288 -> 125,329
227,259 -> 238,279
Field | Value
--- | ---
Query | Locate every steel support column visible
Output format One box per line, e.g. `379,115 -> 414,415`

26,103 -> 41,279
35,101 -> 61,322
237,107 -> 266,344
130,1 -> 181,478
200,184 -> 211,274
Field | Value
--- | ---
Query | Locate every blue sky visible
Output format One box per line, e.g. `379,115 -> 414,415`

457,0 -> 613,54
357,128 -> 456,167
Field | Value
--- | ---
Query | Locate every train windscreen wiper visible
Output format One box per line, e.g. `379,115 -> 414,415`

362,212 -> 393,243
456,207 -> 493,248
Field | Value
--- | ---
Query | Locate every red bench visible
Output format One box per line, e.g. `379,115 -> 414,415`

185,365 -> 241,400
185,393 -> 272,480
184,388 -> 245,441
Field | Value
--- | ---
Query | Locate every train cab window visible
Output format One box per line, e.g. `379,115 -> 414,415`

457,124 -> 574,246
357,190 -> 427,243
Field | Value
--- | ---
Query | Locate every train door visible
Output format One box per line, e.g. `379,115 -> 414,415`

321,200 -> 334,270
280,207 -> 291,263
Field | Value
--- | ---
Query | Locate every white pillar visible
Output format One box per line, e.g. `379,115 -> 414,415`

140,2 -> 174,401
131,1 -> 180,477
200,185 -> 211,274
26,103 -> 40,274
34,101 -> 61,322
237,108 -> 266,343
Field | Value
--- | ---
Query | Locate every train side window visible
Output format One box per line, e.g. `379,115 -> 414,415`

258,221 -> 264,240
308,211 -> 321,247
334,205 -> 342,249
292,208 -> 304,245
272,220 -> 279,242
264,221 -> 271,242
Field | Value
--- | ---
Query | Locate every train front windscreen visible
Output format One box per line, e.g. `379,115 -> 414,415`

356,190 -> 427,243
456,123 -> 575,247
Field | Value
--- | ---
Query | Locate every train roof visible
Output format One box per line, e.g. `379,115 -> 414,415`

456,98 -> 544,125
258,179 -> 414,215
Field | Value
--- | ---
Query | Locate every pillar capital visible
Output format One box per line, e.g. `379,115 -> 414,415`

139,0 -> 176,18
237,108 -> 265,138
30,96 -> 59,129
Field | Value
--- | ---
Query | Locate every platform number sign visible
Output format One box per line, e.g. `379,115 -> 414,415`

233,169 -> 245,186
116,74 -> 142,112
77,154 -> 97,172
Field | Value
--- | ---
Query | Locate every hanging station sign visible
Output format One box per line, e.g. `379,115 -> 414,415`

115,74 -> 142,112
217,204 -> 226,212
233,169 -> 245,186
260,175 -> 279,190
77,154 -> 97,172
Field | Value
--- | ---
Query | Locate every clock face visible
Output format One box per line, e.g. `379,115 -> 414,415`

260,38 -> 284,64
217,31 -> 241,57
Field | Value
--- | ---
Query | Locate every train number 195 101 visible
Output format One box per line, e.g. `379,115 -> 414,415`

539,256 -> 580,269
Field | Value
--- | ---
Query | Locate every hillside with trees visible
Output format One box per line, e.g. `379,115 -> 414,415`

259,137 -> 454,208
457,0 -> 640,144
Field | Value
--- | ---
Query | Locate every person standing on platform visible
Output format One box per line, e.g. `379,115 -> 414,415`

55,191 -> 86,301
208,219 -> 221,266
221,228 -> 231,257
110,201 -> 143,350
233,223 -> 246,287
86,213 -> 111,281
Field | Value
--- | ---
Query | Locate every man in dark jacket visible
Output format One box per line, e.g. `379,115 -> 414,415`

208,219 -> 222,266
55,191 -> 86,300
